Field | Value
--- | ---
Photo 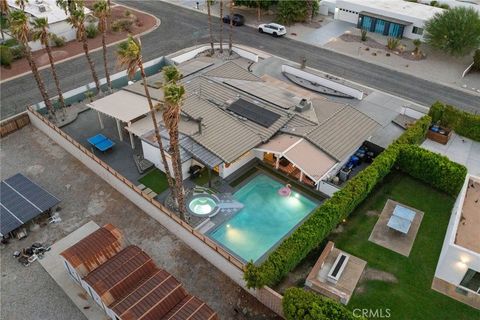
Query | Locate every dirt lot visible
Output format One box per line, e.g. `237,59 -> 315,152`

0,125 -> 279,320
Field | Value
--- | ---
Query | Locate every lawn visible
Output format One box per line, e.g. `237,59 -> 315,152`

330,172 -> 479,320
138,169 -> 169,194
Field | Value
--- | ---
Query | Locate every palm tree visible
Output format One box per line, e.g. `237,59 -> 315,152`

93,0 -> 111,91
228,0 -> 233,55
162,65 -> 187,219
0,0 -> 9,39
31,17 -> 66,111
305,0 -> 313,24
9,10 -> 55,118
67,8 -> 101,93
219,0 -> 223,53
15,0 -> 28,11
206,0 -> 214,55
116,36 -> 178,204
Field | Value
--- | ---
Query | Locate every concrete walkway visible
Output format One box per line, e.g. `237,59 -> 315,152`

38,221 -> 108,320
288,20 -> 354,46
422,133 -> 480,176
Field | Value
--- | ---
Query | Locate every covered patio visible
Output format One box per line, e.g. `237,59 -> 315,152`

255,134 -> 338,189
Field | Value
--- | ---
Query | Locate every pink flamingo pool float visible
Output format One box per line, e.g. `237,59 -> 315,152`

278,184 -> 292,197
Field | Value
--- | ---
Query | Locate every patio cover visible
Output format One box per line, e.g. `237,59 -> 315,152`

88,90 -> 151,123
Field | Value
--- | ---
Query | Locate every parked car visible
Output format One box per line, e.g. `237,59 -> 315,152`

258,23 -> 287,37
222,14 -> 245,26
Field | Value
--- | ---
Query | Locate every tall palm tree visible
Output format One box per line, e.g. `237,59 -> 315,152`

116,36 -> 178,204
15,0 -> 28,11
67,8 -> 101,93
305,0 -> 313,24
31,17 -> 66,111
162,65 -> 187,219
228,0 -> 233,55
9,10 -> 55,118
93,0 -> 111,91
0,0 -> 9,39
206,0 -> 214,55
219,0 -> 223,53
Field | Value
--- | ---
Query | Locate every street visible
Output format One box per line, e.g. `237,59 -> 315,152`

1,0 -> 479,119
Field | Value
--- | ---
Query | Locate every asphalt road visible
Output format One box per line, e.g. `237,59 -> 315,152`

1,1 -> 479,119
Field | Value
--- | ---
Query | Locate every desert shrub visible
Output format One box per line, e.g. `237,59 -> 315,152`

112,18 -> 134,32
0,45 -> 13,67
397,145 -> 467,196
387,37 -> 400,50
428,101 -> 480,142
86,23 -> 98,38
9,44 -> 26,60
361,29 -> 367,41
430,0 -> 438,6
50,34 -> 66,47
3,38 -> 19,47
283,288 -> 363,320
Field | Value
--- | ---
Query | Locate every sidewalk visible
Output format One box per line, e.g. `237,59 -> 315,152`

164,0 -> 480,95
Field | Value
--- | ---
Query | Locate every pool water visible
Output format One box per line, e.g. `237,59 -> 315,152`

189,196 -> 217,216
208,174 -> 318,263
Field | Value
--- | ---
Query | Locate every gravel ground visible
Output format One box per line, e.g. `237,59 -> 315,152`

0,125 -> 279,320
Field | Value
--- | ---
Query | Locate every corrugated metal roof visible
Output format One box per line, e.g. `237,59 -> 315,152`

84,246 -> 158,305
161,295 -> 219,320
204,61 -> 260,81
60,224 -> 126,276
179,136 -> 223,169
306,106 -> 380,161
182,95 -> 262,163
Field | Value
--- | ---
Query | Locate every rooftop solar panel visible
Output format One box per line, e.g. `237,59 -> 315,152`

227,98 -> 281,128
0,174 -> 60,236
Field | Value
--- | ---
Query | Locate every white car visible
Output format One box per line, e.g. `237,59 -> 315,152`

258,23 -> 287,37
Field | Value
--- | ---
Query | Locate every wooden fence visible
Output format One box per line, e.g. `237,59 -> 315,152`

0,112 -> 30,137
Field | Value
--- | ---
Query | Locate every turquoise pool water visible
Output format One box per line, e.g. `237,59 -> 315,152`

208,174 -> 318,263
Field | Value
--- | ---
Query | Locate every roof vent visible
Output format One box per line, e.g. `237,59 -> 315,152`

38,5 -> 46,12
295,98 -> 312,112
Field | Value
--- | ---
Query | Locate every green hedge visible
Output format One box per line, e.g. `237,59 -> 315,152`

396,145 -> 467,196
244,116 -> 432,288
429,101 -> 480,142
283,288 -> 363,320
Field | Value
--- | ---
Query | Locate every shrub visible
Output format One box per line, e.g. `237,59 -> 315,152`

361,29 -> 367,41
430,0 -> 438,6
0,45 -> 13,67
397,145 -> 467,196
112,18 -> 134,32
9,44 -> 26,60
387,37 -> 400,50
276,0 -> 319,25
439,4 -> 450,9
3,38 -> 19,47
283,288 -> 362,320
86,23 -> 98,38
244,116 -> 432,288
473,49 -> 480,71
428,101 -> 480,142
50,34 -> 66,47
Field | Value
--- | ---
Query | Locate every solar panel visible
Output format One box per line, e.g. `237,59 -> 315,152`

227,98 -> 281,128
0,174 -> 60,235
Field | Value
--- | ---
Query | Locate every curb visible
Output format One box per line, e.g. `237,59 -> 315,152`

0,5 -> 161,84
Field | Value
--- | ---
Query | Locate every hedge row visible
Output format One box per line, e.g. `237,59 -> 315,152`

244,116 -> 432,288
396,145 -> 467,196
283,288 -> 364,320
429,101 -> 480,142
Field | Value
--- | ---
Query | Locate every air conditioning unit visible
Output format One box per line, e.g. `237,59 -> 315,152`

295,98 -> 312,112
38,5 -> 46,12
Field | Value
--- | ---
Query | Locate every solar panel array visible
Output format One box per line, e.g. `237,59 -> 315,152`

0,173 -> 60,236
227,98 -> 281,128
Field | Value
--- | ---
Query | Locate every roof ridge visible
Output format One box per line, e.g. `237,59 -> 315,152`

137,283 -> 184,320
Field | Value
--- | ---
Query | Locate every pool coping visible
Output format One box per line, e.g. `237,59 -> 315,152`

206,169 -> 323,265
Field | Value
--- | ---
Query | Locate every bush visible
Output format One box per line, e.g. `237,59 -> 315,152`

397,145 -> 467,196
50,34 -> 66,47
283,288 -> 362,320
0,45 -> 13,67
277,0 -> 319,25
361,29 -> 367,41
428,101 -> 480,142
387,37 -> 400,50
473,49 -> 480,71
3,38 -> 19,47
9,44 -> 26,60
430,0 -> 438,6
86,24 -> 98,38
244,116 -> 433,288
112,18 -> 134,32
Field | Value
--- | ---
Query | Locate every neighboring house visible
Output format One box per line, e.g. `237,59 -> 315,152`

60,224 -> 219,320
6,0 -> 92,50
323,0 -> 444,39
433,175 -> 480,310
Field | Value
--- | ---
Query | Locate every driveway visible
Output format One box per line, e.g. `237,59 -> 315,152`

288,20 -> 354,46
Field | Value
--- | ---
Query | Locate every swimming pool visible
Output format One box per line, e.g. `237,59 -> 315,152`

208,174 -> 318,263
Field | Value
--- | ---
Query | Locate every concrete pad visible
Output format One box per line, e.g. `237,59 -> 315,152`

289,21 -> 354,46
368,200 -> 424,257
38,221 -> 108,320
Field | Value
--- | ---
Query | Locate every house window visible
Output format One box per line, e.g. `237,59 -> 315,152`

460,268 -> 480,293
412,26 -> 424,35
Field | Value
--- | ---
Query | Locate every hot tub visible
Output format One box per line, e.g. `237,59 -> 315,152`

187,194 -> 220,217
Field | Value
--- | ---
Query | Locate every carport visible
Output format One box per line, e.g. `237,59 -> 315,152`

0,173 -> 60,237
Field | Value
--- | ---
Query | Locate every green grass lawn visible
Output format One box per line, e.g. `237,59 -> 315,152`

329,172 -> 479,320
138,169 -> 169,194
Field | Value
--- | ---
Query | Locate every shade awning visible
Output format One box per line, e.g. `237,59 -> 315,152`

88,90 -> 151,123
254,134 -> 301,154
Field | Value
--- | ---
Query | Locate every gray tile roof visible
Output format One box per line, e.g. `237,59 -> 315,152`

306,106 -> 380,161
179,136 -> 223,169
204,61 -> 261,81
